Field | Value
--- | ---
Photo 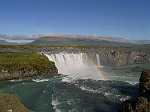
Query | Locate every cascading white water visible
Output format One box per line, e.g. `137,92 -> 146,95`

96,54 -> 100,67
96,53 -> 103,68
45,52 -> 88,73
44,52 -> 103,81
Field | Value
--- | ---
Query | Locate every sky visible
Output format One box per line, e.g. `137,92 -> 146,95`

0,0 -> 150,40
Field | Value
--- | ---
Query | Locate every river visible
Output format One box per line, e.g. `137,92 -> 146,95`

0,51 -> 142,112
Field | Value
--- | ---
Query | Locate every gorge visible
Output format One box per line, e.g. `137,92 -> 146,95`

0,46 -> 150,112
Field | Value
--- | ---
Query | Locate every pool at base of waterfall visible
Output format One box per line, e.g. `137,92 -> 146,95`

0,74 -> 139,112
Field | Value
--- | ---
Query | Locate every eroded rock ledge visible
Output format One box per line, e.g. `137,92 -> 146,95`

0,52 -> 58,80
119,70 -> 150,112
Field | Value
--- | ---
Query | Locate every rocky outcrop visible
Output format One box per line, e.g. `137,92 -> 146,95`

0,66 -> 58,80
0,94 -> 31,112
139,70 -> 150,101
119,70 -> 150,112
0,52 -> 58,80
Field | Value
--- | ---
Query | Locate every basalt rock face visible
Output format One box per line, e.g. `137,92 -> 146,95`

0,66 -> 58,80
87,49 -> 150,66
120,70 -> 150,112
100,50 -> 150,66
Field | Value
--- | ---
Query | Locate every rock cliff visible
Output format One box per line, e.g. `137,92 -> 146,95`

0,52 -> 58,80
86,48 -> 150,66
0,67 -> 58,80
101,50 -> 150,66
119,70 -> 150,112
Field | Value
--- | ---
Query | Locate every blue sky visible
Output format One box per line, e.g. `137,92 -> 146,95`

0,0 -> 149,40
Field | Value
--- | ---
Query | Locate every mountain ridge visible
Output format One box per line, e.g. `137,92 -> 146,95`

29,35 -> 150,46
0,33 -> 150,45
29,36 -> 134,46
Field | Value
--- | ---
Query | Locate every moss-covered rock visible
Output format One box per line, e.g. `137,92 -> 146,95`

0,94 -> 31,112
0,52 -> 58,80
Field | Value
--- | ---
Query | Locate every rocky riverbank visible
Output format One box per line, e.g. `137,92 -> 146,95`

0,94 -> 31,112
119,70 -> 150,112
0,52 -> 58,80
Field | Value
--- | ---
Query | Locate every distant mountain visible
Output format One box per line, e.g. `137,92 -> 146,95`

27,34 -> 150,45
29,36 -> 134,46
1,33 -> 150,45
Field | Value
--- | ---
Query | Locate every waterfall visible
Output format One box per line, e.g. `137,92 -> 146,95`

45,52 -> 88,73
44,52 -> 103,80
96,54 -> 100,67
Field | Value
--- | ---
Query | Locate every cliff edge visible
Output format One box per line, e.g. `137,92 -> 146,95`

0,52 -> 58,80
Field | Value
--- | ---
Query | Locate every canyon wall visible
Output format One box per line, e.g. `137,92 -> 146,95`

86,49 -> 150,66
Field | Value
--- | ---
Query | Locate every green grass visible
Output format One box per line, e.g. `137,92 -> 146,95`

0,52 -> 55,72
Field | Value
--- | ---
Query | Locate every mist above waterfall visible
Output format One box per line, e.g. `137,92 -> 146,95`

44,52 -> 103,81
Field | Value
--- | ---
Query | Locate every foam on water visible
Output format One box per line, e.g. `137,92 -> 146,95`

80,86 -> 100,93
120,96 -> 131,102
126,81 -> 139,85
10,79 -> 23,82
104,92 -> 112,96
32,79 -> 49,82
51,94 -> 61,112
61,77 -> 75,83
